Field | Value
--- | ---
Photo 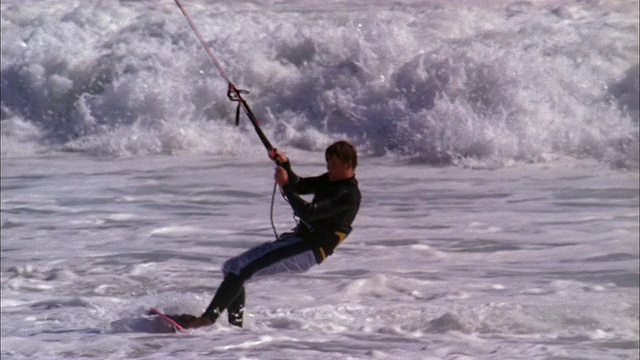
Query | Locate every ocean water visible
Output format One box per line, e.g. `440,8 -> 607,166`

1,0 -> 639,359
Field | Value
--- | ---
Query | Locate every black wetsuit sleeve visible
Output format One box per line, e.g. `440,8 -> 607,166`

281,161 -> 322,195
282,184 -> 353,223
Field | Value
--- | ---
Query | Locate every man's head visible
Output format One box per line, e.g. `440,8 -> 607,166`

325,140 -> 357,181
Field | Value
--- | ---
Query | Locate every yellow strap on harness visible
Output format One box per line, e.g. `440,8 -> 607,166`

318,247 -> 327,260
317,231 -> 348,261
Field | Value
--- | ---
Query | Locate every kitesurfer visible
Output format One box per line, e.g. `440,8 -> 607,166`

169,140 -> 361,328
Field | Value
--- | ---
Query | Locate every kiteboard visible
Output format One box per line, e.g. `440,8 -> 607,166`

148,307 -> 185,332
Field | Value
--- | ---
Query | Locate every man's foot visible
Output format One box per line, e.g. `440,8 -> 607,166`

228,308 -> 244,328
168,314 -> 215,329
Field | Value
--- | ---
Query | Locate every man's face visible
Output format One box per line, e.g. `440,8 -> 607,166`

326,155 -> 352,181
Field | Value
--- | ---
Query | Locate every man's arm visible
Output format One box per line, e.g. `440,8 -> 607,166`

282,161 -> 328,195
271,149 -> 320,194
281,184 -> 354,222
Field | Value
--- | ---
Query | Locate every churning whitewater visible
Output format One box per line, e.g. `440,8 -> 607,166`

1,0 -> 638,166
1,0 -> 638,359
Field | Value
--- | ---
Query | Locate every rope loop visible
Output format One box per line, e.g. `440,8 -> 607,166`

227,83 -> 250,102
227,84 -> 251,126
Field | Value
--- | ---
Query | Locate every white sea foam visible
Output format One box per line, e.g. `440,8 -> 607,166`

1,1 -> 639,359
1,0 -> 638,167
1,153 -> 638,359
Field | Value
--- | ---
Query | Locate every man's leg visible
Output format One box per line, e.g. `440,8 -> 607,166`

227,286 -> 245,327
172,236 -> 316,329
202,273 -> 244,321
168,274 -> 244,329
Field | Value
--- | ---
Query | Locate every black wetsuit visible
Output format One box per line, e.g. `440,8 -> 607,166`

199,160 -> 361,327
280,160 -> 361,262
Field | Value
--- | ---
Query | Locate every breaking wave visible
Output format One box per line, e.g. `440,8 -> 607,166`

1,0 -> 638,167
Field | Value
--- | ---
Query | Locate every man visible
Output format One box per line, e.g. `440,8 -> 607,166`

169,140 -> 361,329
